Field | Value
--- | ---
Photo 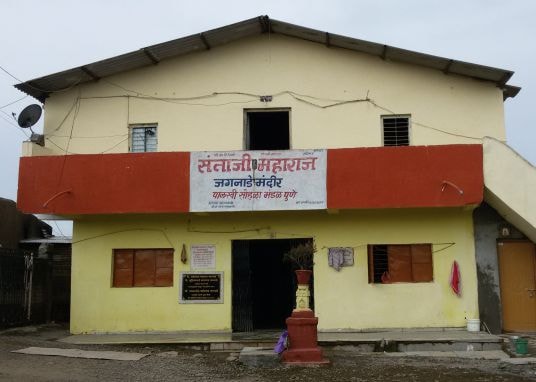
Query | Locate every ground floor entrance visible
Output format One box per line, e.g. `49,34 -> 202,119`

498,240 -> 536,332
232,238 -> 312,332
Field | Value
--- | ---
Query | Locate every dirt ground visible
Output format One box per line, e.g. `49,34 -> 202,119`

1,325 -> 536,382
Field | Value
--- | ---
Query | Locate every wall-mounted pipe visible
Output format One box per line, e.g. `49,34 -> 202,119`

43,189 -> 72,208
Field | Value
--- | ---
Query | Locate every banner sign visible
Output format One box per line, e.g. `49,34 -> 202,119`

190,150 -> 327,212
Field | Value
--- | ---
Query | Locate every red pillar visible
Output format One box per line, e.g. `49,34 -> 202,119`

282,309 -> 330,365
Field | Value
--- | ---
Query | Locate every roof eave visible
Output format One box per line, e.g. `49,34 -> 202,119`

13,15 -> 520,101
503,84 -> 521,100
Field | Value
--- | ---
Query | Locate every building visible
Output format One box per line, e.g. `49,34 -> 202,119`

0,197 -> 51,249
0,198 -> 71,326
15,16 -> 534,335
19,235 -> 72,323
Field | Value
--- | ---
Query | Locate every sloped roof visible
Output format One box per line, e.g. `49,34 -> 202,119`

15,15 -> 520,102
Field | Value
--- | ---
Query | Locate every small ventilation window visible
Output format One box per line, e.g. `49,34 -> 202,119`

130,124 -> 157,152
382,116 -> 410,146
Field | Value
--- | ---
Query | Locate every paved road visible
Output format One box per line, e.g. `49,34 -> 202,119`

1,325 -> 535,381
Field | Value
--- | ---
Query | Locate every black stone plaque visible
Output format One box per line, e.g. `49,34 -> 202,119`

181,273 -> 222,301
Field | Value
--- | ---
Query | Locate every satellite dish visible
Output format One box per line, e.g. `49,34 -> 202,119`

17,104 -> 42,129
17,104 -> 44,146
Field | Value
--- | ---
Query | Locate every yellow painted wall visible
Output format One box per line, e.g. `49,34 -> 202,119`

71,208 -> 478,334
36,34 -> 505,156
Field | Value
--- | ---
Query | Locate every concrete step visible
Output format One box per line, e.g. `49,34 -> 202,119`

319,330 -> 503,352
60,329 -> 503,353
239,347 -> 280,367
327,340 -> 502,353
209,341 -> 277,352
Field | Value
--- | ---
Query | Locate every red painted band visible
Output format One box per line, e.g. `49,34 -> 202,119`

17,145 -> 483,215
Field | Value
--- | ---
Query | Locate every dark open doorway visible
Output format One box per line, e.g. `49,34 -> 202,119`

232,238 -> 312,332
245,109 -> 290,150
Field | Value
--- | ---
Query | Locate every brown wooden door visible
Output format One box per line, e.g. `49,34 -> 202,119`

498,241 -> 536,332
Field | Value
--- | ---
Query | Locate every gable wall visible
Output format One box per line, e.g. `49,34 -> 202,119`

41,34 -> 505,155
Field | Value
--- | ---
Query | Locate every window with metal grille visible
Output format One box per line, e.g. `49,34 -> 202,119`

368,244 -> 433,283
113,248 -> 174,287
382,116 -> 410,146
130,125 -> 157,152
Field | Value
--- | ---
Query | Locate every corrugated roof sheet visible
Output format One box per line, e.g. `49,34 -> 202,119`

20,236 -> 72,244
14,15 -> 520,101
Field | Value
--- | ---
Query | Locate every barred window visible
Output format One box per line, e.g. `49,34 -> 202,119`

368,244 -> 433,283
130,125 -> 157,152
382,116 -> 410,146
113,248 -> 174,287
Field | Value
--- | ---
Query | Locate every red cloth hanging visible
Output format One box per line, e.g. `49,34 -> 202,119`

450,261 -> 461,296
381,271 -> 391,284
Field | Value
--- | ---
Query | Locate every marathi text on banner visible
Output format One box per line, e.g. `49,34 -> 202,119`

190,150 -> 326,212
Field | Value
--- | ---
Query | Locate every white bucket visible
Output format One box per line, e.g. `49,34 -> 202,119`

467,318 -> 480,332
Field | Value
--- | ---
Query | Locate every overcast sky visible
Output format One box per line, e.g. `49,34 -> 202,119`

1,0 -> 534,236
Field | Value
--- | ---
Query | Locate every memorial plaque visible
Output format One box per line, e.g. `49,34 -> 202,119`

179,272 -> 223,304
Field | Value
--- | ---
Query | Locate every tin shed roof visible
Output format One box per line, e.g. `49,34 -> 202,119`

15,16 -> 520,102
20,236 -> 72,244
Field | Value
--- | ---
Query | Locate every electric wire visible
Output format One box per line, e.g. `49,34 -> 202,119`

65,94 -> 81,153
0,95 -> 33,138
284,91 -> 356,103
0,112 -> 30,138
0,55 -> 501,142
367,99 -> 484,141
94,82 -> 260,106
71,228 -> 174,248
0,94 -> 29,109
44,137 -> 76,154
0,108 -> 16,120
56,90 -> 81,189
43,93 -> 82,152
432,242 -> 456,254
100,137 -> 129,154
52,221 -> 66,237
288,92 -> 369,109
41,82 -> 490,146
101,78 -> 224,101
6,68 -> 412,138
52,95 -> 80,132
186,225 -> 271,234
0,64 -> 82,94
45,135 -> 130,154
0,65 -> 26,83
319,242 -> 455,252
47,133 -> 129,139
